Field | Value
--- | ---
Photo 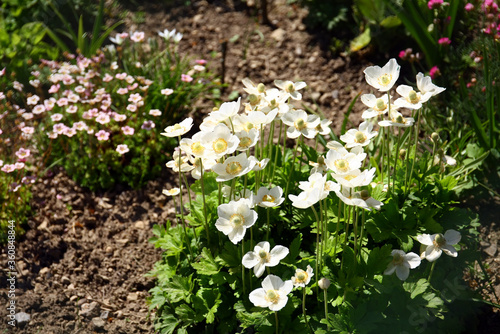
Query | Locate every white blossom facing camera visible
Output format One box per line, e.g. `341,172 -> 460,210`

274,80 -> 307,100
215,198 -> 257,244
255,186 -> 285,208
291,265 -> 314,287
242,241 -> 289,278
364,58 -> 401,92
384,249 -> 421,281
212,152 -> 256,182
340,121 -> 378,148
417,229 -> 461,262
249,275 -> 294,311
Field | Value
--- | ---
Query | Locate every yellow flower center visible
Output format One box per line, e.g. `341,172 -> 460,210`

262,194 -> 275,203
239,137 -> 252,148
249,94 -> 260,106
344,174 -> 356,181
191,142 -> 205,155
354,131 -> 367,143
259,250 -> 269,260
393,252 -> 405,266
375,98 -> 387,111
334,159 -> 349,173
286,83 -> 295,93
270,99 -> 277,108
408,90 -> 419,104
229,213 -> 244,226
379,74 -> 392,87
266,289 -> 279,303
226,161 -> 243,175
173,123 -> 183,131
294,118 -> 306,131
213,138 -> 228,154
245,122 -> 254,131
433,233 -> 446,247
394,115 -> 406,124
296,271 -> 307,282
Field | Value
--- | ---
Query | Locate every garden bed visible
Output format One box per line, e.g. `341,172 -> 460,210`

0,0 -> 499,333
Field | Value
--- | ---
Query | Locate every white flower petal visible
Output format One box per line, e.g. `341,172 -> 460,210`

395,265 -> 410,281
444,229 -> 461,245
441,244 -> 458,257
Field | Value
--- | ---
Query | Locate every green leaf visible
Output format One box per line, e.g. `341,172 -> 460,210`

380,15 -> 401,28
164,275 -> 193,303
157,314 -> 179,334
191,247 -> 221,275
404,278 -> 430,299
350,28 -> 371,52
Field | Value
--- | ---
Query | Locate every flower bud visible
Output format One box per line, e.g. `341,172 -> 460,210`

431,132 -> 440,143
257,83 -> 266,93
399,149 -> 406,160
318,277 -> 330,290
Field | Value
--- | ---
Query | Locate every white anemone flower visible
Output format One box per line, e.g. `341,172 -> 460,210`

340,121 -> 378,148
417,229 -> 461,262
235,129 -> 259,151
274,80 -> 307,100
179,131 -> 212,158
332,168 -> 376,188
249,275 -> 294,311
384,250 -> 421,281
162,187 -> 180,196
378,111 -> 415,128
326,140 -> 347,151
242,78 -> 266,96
242,241 -> 289,278
215,198 -> 257,244
363,58 -> 400,92
248,156 -> 270,171
394,85 -> 433,110
209,98 -> 241,123
282,109 -> 320,139
161,117 -> 193,137
335,187 -> 383,211
255,186 -> 285,208
289,173 -> 334,209
233,114 -> 259,133
246,108 -> 279,127
325,148 -> 366,175
416,72 -> 446,96
212,152 -> 256,182
202,123 -> 240,158
291,265 -> 314,288
259,88 -> 290,117
315,118 -> 332,136
165,150 -> 194,173
360,94 -> 396,119
187,155 -> 217,180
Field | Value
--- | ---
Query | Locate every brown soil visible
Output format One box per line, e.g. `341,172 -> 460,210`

1,0 -> 498,333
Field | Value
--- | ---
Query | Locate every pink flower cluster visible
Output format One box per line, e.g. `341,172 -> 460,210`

428,0 -> 444,10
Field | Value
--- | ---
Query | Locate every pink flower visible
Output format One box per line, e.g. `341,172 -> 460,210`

117,88 -> 129,95
103,73 -> 114,82
122,126 -> 135,135
428,0 -> 444,10
9,182 -> 21,192
130,31 -> 145,42
67,105 -> 78,114
53,123 -> 68,134
96,113 -> 111,124
95,130 -> 110,141
195,59 -> 207,65
116,72 -> 127,80
32,105 -> 46,115
141,120 -> 155,130
27,95 -> 40,105
15,148 -> 30,159
63,127 -> 77,137
1,164 -> 16,173
14,162 -> 25,170
181,74 -> 193,82
0,68 -> 5,76
21,126 -> 34,135
114,113 -> 127,122
116,144 -> 130,155
429,66 -> 441,79
57,98 -> 69,107
73,121 -> 88,131
51,113 -> 64,122
149,109 -> 162,116
438,37 -> 451,45
193,65 -> 205,71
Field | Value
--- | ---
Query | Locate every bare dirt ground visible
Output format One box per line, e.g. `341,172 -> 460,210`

1,0 -> 499,333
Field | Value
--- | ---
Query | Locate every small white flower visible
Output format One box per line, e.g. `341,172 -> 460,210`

116,144 -> 130,155
291,265 -> 314,288
325,148 -> 366,175
274,80 -> 307,100
202,123 -> 240,158
165,150 -> 194,173
340,121 -> 378,148
255,186 -> 285,208
394,85 -> 433,110
235,129 -> 259,151
331,168 -> 376,189
416,72 -> 446,96
212,152 -> 256,182
242,241 -> 289,278
248,156 -> 270,171
249,275 -> 294,311
378,111 -> 415,128
209,98 -> 241,123
282,109 -> 320,139
364,58 -> 400,92
360,94 -> 395,119
215,198 -> 257,244
335,187 -> 383,211
417,229 -> 461,262
161,88 -> 174,96
162,188 -> 180,196
384,250 -> 421,281
161,117 -> 193,137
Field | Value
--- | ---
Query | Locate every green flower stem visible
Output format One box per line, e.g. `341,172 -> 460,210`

380,126 -> 385,186
393,129 -> 403,192
302,288 -> 313,334
242,239 -> 246,295
284,136 -> 301,198
271,120 -> 283,185
340,204 -> 352,271
266,208 -> 271,240
333,199 -> 342,263
407,109 -> 421,196
260,124 -> 265,161
386,124 -> 392,196
199,161 -> 210,244
324,289 -> 330,330
428,261 -> 436,282
275,311 -> 279,334
353,207 -> 359,260
358,210 -> 366,261
430,139 -> 437,172
311,205 -> 321,293
266,120 -> 275,183
177,138 -> 193,262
